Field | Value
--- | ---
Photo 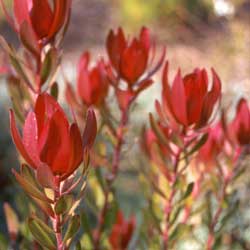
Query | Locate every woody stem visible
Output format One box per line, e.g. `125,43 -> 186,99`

53,176 -> 64,250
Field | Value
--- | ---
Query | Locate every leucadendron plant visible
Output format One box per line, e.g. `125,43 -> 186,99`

10,93 -> 97,250
1,1 -> 250,250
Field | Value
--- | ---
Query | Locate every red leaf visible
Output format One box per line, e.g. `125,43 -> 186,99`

82,109 -> 97,149
36,164 -> 56,189
9,110 -> 36,168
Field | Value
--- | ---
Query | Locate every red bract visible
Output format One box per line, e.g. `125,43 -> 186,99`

160,62 -> 221,129
1,0 -> 71,44
107,27 -> 164,85
229,98 -> 250,146
10,93 -> 97,180
77,52 -> 109,106
109,211 -> 135,250
198,122 -> 224,166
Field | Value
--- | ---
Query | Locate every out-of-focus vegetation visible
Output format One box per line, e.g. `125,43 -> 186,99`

0,0 -> 249,249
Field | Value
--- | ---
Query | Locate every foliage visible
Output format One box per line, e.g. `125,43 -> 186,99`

0,1 -> 250,250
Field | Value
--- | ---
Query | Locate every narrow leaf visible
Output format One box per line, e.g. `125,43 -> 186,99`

36,164 -> 55,189
182,182 -> 194,201
12,169 -> 53,203
28,216 -> 56,250
3,203 -> 19,242
55,194 -> 74,215
63,215 -> 80,243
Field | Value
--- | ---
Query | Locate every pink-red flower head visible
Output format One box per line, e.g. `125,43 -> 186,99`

106,26 -> 166,88
106,27 -> 150,85
77,52 -> 109,107
228,98 -> 250,146
160,63 -> 221,130
1,0 -> 71,44
10,93 -> 97,180
109,211 -> 135,250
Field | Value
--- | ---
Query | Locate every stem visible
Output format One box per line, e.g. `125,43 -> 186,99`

206,179 -> 228,250
162,149 -> 181,250
93,107 -> 129,250
53,176 -> 64,250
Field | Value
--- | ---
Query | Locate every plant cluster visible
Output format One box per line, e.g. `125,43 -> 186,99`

0,1 -> 249,250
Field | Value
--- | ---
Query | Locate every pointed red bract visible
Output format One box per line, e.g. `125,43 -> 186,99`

10,93 -> 97,180
109,211 -> 135,250
30,0 -> 53,40
76,52 -> 109,106
13,0 -> 30,28
160,64 -> 221,130
82,109 -> 97,149
3,0 -> 71,45
106,27 -> 151,85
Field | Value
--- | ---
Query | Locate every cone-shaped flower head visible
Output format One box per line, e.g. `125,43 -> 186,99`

106,27 -> 150,85
10,93 -> 97,180
161,62 -> 221,129
1,0 -> 71,43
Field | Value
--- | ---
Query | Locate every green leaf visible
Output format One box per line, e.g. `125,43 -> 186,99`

81,212 -> 94,243
19,21 -> 40,56
9,55 -> 31,87
28,216 -> 56,250
50,82 -> 59,100
169,223 -> 191,242
0,234 -> 8,250
149,113 -> 169,146
41,49 -> 53,84
21,164 -> 38,188
7,77 -> 25,124
13,169 -> 53,203
63,215 -> 80,243
104,200 -> 119,230
55,194 -> 74,215
186,133 -> 208,157
170,206 -> 182,226
95,168 -> 106,192
181,182 -> 194,201
75,241 -> 82,250
32,196 -> 55,218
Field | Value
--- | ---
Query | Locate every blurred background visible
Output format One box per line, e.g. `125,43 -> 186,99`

0,0 -> 249,248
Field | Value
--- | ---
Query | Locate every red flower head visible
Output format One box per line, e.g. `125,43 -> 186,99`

229,98 -> 250,146
197,122 -> 225,166
1,0 -> 71,44
106,27 -> 165,111
109,211 -> 135,250
10,93 -> 97,180
107,26 -> 166,88
106,27 -> 150,85
77,52 -> 109,107
161,62 -> 221,130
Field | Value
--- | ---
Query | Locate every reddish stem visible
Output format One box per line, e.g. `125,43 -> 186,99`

93,106 -> 129,250
53,176 -> 64,250
206,179 -> 228,250
162,149 -> 181,250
